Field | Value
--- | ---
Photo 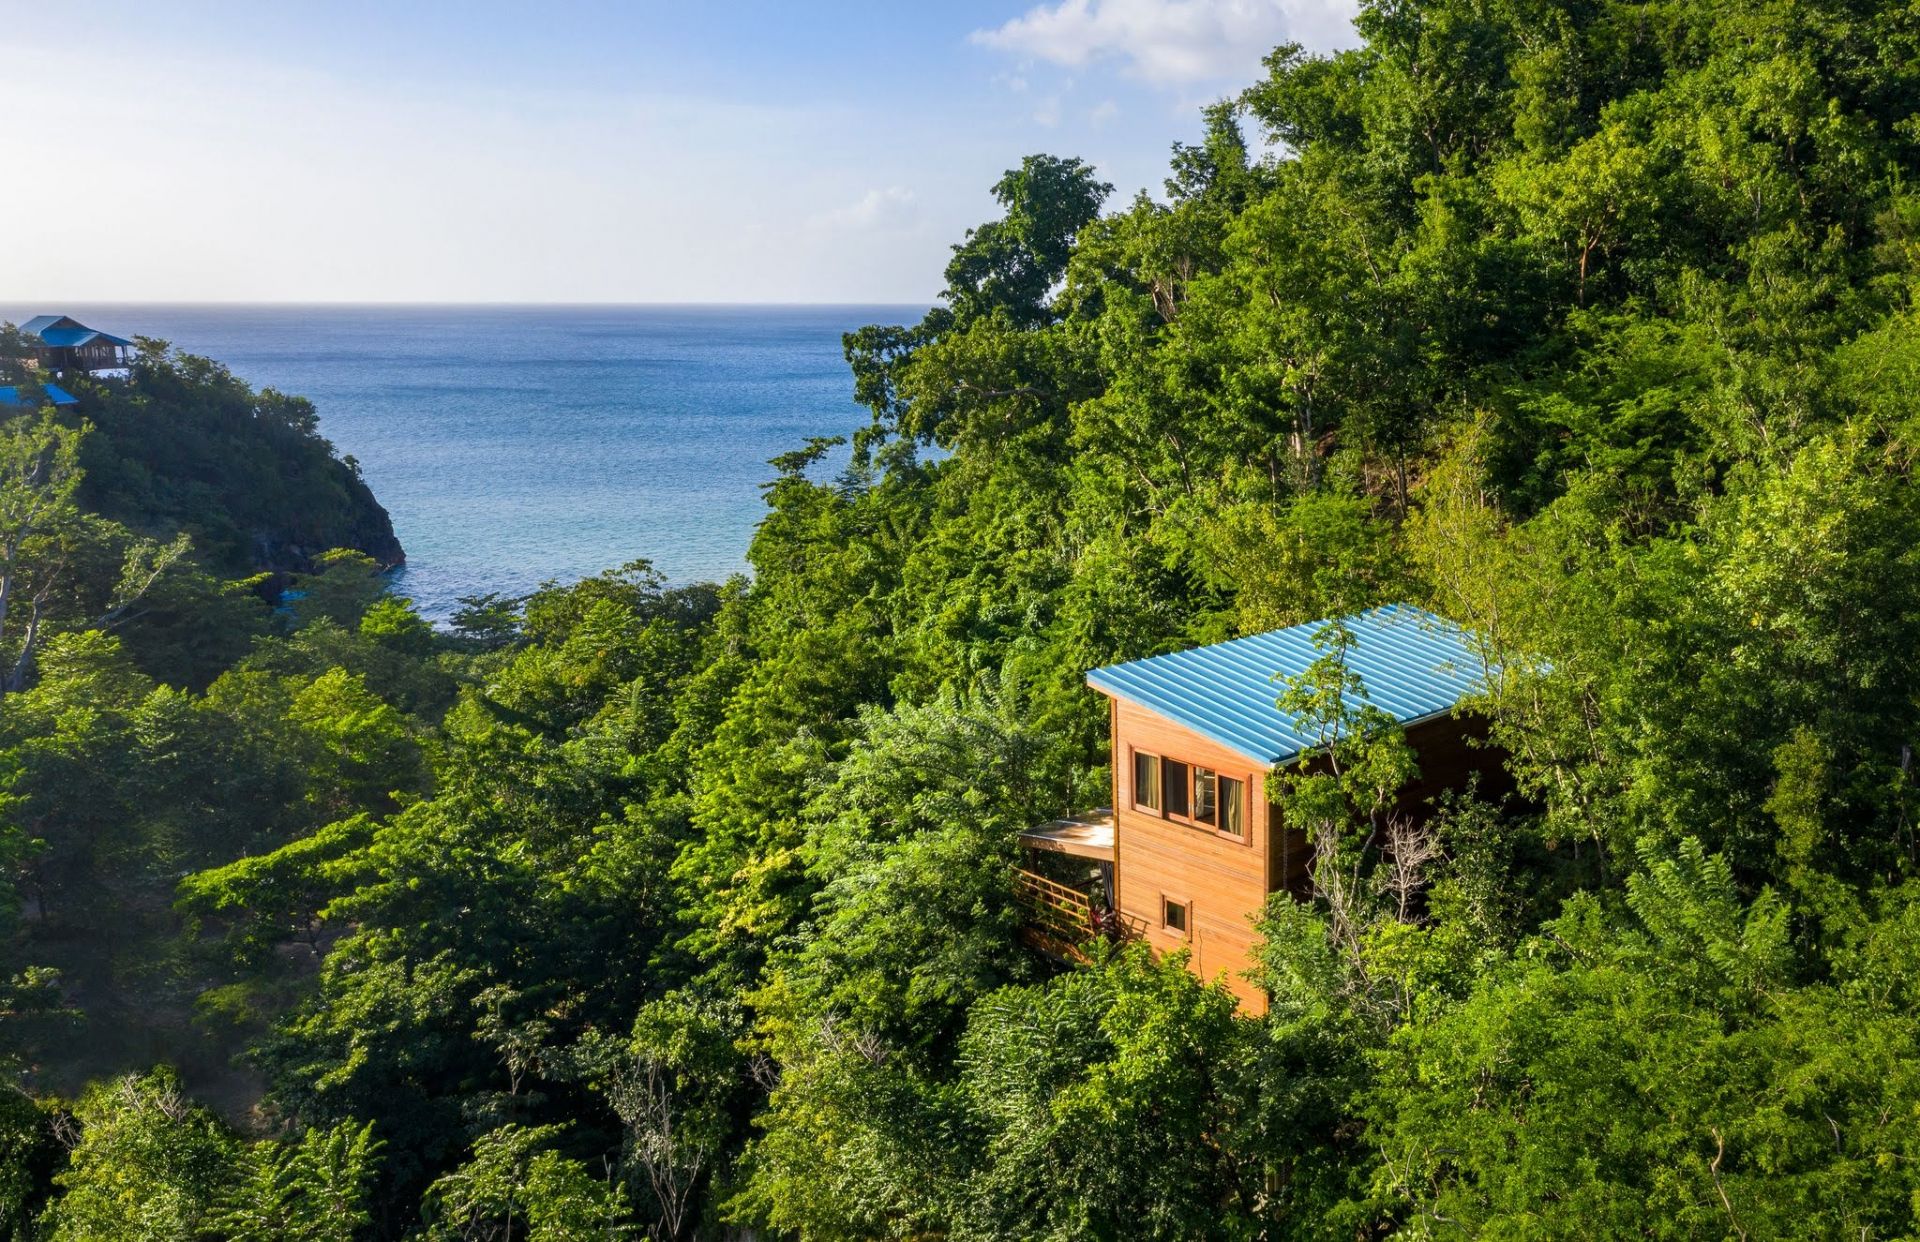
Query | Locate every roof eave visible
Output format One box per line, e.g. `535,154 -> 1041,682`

1085,676 -> 1285,768
1087,676 -> 1471,772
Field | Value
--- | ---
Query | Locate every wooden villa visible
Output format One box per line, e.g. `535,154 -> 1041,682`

1017,604 -> 1503,1014
18,315 -> 135,377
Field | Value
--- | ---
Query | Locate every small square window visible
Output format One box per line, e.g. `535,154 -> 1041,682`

1162,897 -> 1188,935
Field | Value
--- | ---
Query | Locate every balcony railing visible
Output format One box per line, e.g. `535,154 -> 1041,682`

1016,867 -> 1098,937
1014,867 -> 1141,963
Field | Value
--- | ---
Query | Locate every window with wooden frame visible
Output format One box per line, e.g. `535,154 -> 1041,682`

1132,749 -> 1161,811
1161,895 -> 1190,937
1218,775 -> 1246,837
1163,758 -> 1191,818
1131,748 -> 1254,841
1193,767 -> 1218,825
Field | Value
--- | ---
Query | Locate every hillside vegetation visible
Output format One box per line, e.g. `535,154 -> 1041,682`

71,346 -> 404,581
4,0 -> 1920,1237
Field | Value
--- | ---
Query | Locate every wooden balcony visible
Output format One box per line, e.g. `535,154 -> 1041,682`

1015,809 -> 1140,964
1013,867 -> 1146,963
1015,867 -> 1101,961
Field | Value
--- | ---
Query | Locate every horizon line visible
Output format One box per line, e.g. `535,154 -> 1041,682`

5,299 -> 938,309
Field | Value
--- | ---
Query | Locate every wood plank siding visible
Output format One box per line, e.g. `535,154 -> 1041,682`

1110,696 -> 1273,1012
1101,695 -> 1508,1017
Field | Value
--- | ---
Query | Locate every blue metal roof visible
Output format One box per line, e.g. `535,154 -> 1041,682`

18,316 -> 132,349
1086,604 -> 1489,766
0,384 -> 79,408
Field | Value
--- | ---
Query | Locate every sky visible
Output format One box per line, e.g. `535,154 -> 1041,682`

1,1 -> 1360,303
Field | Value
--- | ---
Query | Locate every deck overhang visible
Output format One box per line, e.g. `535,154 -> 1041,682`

1018,809 -> 1114,861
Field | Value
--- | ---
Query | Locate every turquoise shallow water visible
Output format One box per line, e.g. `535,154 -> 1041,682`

11,304 -> 919,617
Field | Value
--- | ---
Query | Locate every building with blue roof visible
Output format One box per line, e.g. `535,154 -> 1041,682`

0,384 -> 79,409
1086,604 -> 1488,766
17,315 -> 135,376
1014,604 -> 1506,1013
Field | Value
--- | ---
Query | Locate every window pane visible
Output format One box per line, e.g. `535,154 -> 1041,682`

1194,768 -> 1217,826
1219,777 -> 1244,836
1163,898 -> 1187,932
1164,759 -> 1190,817
1133,751 -> 1160,810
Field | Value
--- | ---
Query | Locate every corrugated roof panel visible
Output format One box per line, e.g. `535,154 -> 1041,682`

18,316 -> 132,349
1086,604 -> 1488,765
0,384 -> 79,407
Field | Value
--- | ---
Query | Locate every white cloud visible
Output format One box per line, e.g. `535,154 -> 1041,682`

1089,98 -> 1121,126
972,0 -> 1361,87
810,186 -> 921,233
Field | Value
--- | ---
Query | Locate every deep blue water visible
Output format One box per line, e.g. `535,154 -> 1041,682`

10,305 -> 920,618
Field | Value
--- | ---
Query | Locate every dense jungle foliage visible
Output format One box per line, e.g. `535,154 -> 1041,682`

6,0 -> 1920,1235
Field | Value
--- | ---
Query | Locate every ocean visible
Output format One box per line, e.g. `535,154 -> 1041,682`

10,304 -> 921,618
